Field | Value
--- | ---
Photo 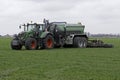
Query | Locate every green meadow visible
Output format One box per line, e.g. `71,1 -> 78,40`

0,38 -> 120,80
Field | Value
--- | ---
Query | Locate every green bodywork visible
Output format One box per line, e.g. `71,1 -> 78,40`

20,30 -> 51,40
66,24 -> 84,33
16,21 -> 86,47
40,32 -> 51,38
18,31 -> 35,40
52,23 -> 85,34
18,22 -> 85,40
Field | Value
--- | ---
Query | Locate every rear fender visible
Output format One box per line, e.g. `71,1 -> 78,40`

40,32 -> 53,39
73,34 -> 88,40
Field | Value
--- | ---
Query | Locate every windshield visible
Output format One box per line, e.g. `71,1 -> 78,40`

22,24 -> 43,32
23,24 -> 36,32
27,24 -> 35,31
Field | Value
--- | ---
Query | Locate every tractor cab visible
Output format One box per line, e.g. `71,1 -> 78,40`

20,23 -> 44,32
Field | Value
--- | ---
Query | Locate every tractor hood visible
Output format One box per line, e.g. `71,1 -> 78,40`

16,30 -> 35,40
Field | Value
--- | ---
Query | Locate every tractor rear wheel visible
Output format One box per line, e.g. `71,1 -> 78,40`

25,38 -> 37,50
73,37 -> 87,48
11,40 -> 22,50
43,35 -> 54,49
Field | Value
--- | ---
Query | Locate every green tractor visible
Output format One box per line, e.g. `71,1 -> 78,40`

11,23 -> 45,50
11,19 -> 113,50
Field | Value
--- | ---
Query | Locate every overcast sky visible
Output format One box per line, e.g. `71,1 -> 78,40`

0,0 -> 120,35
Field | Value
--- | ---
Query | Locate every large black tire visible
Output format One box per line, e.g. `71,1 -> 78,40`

73,37 -> 87,48
11,40 -> 22,50
43,35 -> 54,49
25,38 -> 37,50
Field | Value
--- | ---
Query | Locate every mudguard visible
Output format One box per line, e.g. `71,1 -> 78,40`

40,32 -> 53,39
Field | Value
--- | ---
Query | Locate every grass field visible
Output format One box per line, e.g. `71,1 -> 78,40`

0,38 -> 120,80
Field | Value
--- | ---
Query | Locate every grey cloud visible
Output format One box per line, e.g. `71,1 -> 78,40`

0,0 -> 120,35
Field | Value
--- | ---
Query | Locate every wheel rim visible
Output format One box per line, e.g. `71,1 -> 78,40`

78,38 -> 87,48
47,39 -> 53,48
31,41 -> 36,49
79,41 -> 83,48
83,42 -> 86,47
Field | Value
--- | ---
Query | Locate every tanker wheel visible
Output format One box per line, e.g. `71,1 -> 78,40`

25,38 -> 37,50
11,40 -> 22,50
43,35 -> 54,49
73,37 -> 87,48
82,37 -> 87,48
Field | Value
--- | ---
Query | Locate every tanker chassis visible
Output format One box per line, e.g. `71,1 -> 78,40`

11,19 -> 113,50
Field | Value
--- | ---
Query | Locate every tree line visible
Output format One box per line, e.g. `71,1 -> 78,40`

86,32 -> 120,38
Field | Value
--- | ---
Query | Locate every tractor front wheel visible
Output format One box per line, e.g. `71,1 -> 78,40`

11,39 -> 22,50
25,38 -> 37,50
